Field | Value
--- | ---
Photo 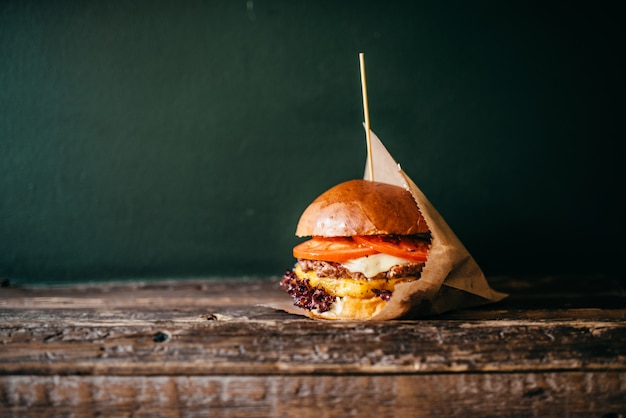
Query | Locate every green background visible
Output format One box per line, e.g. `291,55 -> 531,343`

1,1 -> 624,284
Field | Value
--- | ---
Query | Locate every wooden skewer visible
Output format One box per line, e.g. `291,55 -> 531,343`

359,52 -> 374,181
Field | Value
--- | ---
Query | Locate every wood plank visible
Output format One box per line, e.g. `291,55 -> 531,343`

0,279 -> 280,310
1,307 -> 625,376
0,372 -> 624,418
1,276 -> 625,415
1,276 -> 625,376
1,275 -> 625,315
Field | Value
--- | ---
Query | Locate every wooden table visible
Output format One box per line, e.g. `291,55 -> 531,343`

1,275 -> 624,417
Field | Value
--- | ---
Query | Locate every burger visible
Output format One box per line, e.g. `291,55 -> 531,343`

280,179 -> 431,320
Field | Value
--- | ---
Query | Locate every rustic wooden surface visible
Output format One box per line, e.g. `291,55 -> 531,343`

1,275 -> 625,417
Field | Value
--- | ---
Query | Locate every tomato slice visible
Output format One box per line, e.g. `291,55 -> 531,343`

293,236 -> 379,262
353,235 -> 429,262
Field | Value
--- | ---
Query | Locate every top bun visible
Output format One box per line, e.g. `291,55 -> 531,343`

296,179 -> 429,237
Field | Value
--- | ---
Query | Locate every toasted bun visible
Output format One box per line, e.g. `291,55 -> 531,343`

307,294 -> 387,320
296,179 -> 428,237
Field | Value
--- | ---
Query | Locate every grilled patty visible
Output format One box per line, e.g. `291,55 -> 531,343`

296,258 -> 424,281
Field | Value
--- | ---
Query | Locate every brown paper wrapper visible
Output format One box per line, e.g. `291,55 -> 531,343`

273,130 -> 506,320
363,130 -> 506,319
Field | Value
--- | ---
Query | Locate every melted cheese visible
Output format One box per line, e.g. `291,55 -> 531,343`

341,253 -> 413,279
294,265 -> 414,299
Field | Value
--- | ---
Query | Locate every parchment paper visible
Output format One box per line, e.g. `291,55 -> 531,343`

364,129 -> 506,319
273,130 -> 506,319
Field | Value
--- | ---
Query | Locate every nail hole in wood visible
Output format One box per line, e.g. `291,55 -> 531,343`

153,331 -> 170,343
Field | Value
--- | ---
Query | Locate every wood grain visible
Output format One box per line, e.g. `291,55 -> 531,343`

1,309 -> 625,376
1,373 -> 624,418
1,276 -> 625,416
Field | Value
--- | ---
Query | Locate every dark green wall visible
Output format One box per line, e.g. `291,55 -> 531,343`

1,1 -> 624,284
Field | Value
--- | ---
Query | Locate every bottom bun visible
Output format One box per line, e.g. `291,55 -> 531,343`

307,294 -> 388,320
